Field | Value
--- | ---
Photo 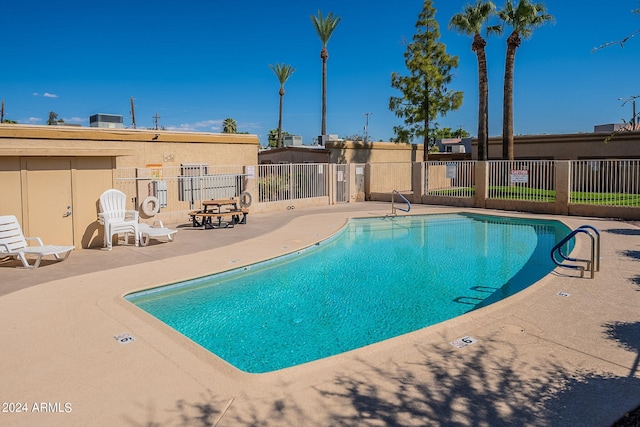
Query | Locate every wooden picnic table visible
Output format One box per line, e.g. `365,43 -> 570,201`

202,198 -> 238,212
189,199 -> 248,229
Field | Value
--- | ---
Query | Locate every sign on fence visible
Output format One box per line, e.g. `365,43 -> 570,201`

446,163 -> 457,179
510,169 -> 529,183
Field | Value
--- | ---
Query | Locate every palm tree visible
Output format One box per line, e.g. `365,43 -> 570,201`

268,63 -> 296,148
311,10 -> 341,142
222,117 -> 237,134
449,1 -> 498,161
497,0 -> 553,161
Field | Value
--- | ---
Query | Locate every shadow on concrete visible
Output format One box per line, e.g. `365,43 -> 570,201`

620,250 -> 640,261
311,338 -> 640,426
122,389 -> 226,427
605,228 -> 640,236
603,321 -> 640,378
123,329 -> 640,426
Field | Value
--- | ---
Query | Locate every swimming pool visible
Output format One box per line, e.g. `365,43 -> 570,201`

126,213 -> 571,373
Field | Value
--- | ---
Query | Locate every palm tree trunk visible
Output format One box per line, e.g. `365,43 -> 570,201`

474,34 -> 489,161
503,32 -> 520,161
277,88 -> 284,148
321,48 -> 328,139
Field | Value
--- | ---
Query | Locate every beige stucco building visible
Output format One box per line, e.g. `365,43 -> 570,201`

0,124 -> 259,249
322,131 -> 640,162
259,141 -> 421,164
261,130 -> 640,165
258,145 -> 331,164
2,124 -> 639,251
481,131 -> 640,160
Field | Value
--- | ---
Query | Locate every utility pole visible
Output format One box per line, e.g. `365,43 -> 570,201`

153,112 -> 160,130
130,97 -> 136,129
363,112 -> 373,143
619,96 -> 638,128
1,100 -> 4,124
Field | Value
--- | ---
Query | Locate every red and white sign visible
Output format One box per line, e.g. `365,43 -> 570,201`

510,169 -> 529,183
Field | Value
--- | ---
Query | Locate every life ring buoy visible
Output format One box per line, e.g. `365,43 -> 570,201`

141,196 -> 160,216
239,191 -> 253,208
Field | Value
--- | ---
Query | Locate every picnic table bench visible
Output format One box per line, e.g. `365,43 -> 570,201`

188,209 -> 249,229
188,198 -> 249,229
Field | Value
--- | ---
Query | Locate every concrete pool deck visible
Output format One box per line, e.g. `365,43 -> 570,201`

0,203 -> 639,426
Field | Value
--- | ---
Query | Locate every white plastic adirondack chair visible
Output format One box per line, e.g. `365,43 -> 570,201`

98,189 -> 139,250
0,215 -> 75,269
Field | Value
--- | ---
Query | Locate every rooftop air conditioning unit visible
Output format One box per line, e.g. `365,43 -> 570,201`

89,113 -> 124,129
283,135 -> 303,146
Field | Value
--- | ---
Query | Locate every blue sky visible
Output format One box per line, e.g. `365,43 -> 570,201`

2,1 -> 640,146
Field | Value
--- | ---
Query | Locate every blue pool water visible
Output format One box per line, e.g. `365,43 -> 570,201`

126,213 -> 571,373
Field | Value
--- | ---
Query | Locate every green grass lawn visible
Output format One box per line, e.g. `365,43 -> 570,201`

570,191 -> 640,206
428,186 -> 640,207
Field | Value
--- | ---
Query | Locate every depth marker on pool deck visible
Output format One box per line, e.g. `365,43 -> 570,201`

114,333 -> 136,344
450,336 -> 477,348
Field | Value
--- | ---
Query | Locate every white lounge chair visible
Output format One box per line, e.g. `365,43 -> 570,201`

0,215 -> 75,269
98,189 -> 139,250
138,221 -> 178,246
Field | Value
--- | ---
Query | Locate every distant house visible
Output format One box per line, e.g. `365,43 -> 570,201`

593,122 -> 640,133
435,138 -> 472,154
259,145 -> 330,164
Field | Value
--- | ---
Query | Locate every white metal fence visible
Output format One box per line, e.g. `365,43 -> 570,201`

571,159 -> 640,206
425,161 -> 476,198
113,159 -> 640,217
115,165 -> 246,211
488,160 -> 556,202
335,164 -> 350,203
256,163 -> 327,203
424,159 -> 639,207
115,163 -> 330,212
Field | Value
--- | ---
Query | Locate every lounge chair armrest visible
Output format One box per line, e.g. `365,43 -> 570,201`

151,220 -> 165,228
25,236 -> 45,246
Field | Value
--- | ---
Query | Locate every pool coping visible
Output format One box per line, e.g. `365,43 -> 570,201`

1,203 -> 639,426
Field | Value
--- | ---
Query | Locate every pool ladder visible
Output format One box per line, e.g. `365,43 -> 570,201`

391,190 -> 411,215
550,225 -> 600,278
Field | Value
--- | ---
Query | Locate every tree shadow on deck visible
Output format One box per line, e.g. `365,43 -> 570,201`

620,249 -> 640,261
605,228 -> 640,236
313,335 -> 640,427
123,328 -> 640,426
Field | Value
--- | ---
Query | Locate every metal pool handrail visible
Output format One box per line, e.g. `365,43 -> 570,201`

550,225 -> 600,278
576,224 -> 600,272
391,190 -> 411,215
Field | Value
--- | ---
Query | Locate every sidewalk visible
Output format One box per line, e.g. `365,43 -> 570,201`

1,203 -> 639,426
